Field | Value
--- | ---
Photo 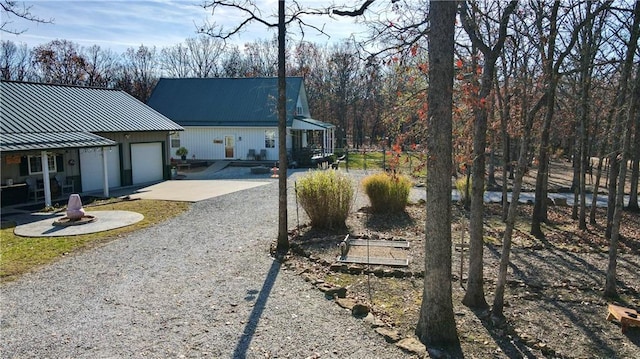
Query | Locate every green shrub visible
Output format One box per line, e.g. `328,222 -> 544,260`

296,170 -> 354,230
362,172 -> 412,213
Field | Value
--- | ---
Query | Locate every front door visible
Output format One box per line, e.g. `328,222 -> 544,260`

224,135 -> 235,159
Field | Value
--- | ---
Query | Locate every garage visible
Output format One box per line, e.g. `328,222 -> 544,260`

79,146 -> 121,192
131,142 -> 164,185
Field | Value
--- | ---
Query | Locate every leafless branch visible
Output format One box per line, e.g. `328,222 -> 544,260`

1,0 -> 53,34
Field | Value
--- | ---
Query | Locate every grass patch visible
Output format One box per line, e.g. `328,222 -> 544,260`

337,152 -> 426,177
0,199 -> 189,283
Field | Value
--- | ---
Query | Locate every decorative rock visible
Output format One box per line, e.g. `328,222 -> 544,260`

316,283 -> 347,298
375,327 -> 401,343
347,264 -> 364,274
66,194 -> 85,220
351,303 -> 369,317
396,337 -> 426,357
335,297 -> 356,310
363,313 -> 385,328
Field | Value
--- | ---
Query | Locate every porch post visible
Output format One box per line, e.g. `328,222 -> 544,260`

41,150 -> 52,207
102,147 -> 110,198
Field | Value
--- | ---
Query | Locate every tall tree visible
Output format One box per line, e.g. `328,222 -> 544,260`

0,39 -> 31,80
459,0 -> 517,310
120,45 -> 159,102
415,0 -> 460,349
530,0 -> 611,239
32,39 -> 87,85
604,0 -> 640,298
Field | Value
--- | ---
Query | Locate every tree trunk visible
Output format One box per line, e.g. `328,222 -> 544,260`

604,1 -> 640,297
276,0 -> 289,253
460,0 -> 516,310
626,100 -> 640,211
416,0 -> 459,349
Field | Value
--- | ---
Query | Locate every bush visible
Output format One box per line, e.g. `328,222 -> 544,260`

296,170 -> 354,230
362,172 -> 412,213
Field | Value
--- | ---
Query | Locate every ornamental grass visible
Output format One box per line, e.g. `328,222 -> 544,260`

296,170 -> 354,230
362,172 -> 412,213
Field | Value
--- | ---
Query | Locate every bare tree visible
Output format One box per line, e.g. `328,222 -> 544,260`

459,0 -> 517,310
1,0 -> 52,34
604,0 -> 640,298
415,1 -> 461,350
120,45 -> 159,101
0,39 -> 31,80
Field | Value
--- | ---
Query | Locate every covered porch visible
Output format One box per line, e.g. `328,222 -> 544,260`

290,117 -> 335,167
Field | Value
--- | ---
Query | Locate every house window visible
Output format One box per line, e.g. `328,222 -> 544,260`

265,130 -> 276,148
28,155 -> 57,174
171,139 -> 180,148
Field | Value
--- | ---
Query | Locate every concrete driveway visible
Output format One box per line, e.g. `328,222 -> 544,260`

126,179 -> 271,202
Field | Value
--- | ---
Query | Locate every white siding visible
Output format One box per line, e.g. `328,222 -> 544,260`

180,126 -> 292,161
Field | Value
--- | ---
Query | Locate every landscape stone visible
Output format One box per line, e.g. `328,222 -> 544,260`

375,327 -> 401,343
395,337 -> 426,356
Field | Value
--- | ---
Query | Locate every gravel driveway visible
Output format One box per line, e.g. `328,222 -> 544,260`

0,170 -> 411,358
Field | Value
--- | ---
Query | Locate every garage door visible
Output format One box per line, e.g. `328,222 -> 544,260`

79,146 -> 121,192
131,142 -> 163,184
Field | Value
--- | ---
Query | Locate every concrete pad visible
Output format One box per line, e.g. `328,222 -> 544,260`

127,180 -> 270,202
14,211 -> 144,237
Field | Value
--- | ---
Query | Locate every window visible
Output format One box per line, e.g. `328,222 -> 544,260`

265,130 -> 276,148
171,139 -> 181,148
28,155 -> 57,174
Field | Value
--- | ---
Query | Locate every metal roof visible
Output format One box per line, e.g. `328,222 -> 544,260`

0,132 -> 117,152
0,81 -> 183,152
292,117 -> 335,130
146,77 -> 304,127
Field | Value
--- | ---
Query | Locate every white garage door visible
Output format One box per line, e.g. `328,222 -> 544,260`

131,142 -> 164,184
79,146 -> 121,192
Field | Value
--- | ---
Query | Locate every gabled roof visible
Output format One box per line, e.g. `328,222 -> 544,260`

147,77 -> 304,127
0,81 -> 183,152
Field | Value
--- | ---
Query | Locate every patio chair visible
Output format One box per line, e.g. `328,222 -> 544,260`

247,149 -> 256,160
55,174 -> 74,195
25,177 -> 44,202
259,149 -> 267,161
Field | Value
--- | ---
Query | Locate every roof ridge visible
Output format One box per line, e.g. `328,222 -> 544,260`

0,80 -> 121,92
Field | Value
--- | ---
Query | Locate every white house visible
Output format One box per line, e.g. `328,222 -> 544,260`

146,77 -> 335,166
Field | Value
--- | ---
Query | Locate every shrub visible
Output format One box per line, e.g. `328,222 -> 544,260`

362,172 -> 412,213
296,170 -> 354,230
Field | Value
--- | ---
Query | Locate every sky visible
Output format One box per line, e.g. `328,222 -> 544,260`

1,0 -> 374,53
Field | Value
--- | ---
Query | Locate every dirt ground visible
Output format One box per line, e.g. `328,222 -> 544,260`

287,161 -> 640,358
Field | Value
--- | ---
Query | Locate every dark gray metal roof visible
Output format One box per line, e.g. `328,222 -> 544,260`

0,132 -> 117,152
0,81 -> 182,152
147,77 -> 304,127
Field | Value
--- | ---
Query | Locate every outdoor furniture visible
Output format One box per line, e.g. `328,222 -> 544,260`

55,174 -> 74,195
25,177 -> 44,202
247,149 -> 256,160
607,303 -> 640,333
259,149 -> 267,161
